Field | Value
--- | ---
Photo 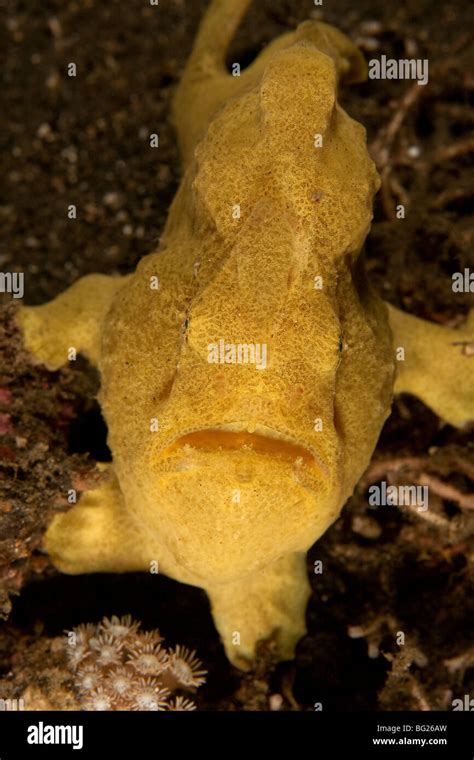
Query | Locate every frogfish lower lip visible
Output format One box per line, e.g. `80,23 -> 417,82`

158,427 -> 322,470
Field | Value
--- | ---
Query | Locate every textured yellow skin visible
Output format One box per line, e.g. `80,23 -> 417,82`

18,0 -> 474,669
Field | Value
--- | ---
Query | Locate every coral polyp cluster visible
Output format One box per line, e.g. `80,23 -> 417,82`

65,615 -> 206,711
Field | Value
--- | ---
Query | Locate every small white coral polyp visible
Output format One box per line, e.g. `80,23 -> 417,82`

76,663 -> 101,693
167,696 -> 197,711
82,686 -> 113,711
166,644 -> 207,688
65,623 -> 96,670
90,633 -> 123,667
66,615 -> 206,711
99,614 -> 141,640
130,679 -> 170,711
106,666 -> 133,696
127,641 -> 168,676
